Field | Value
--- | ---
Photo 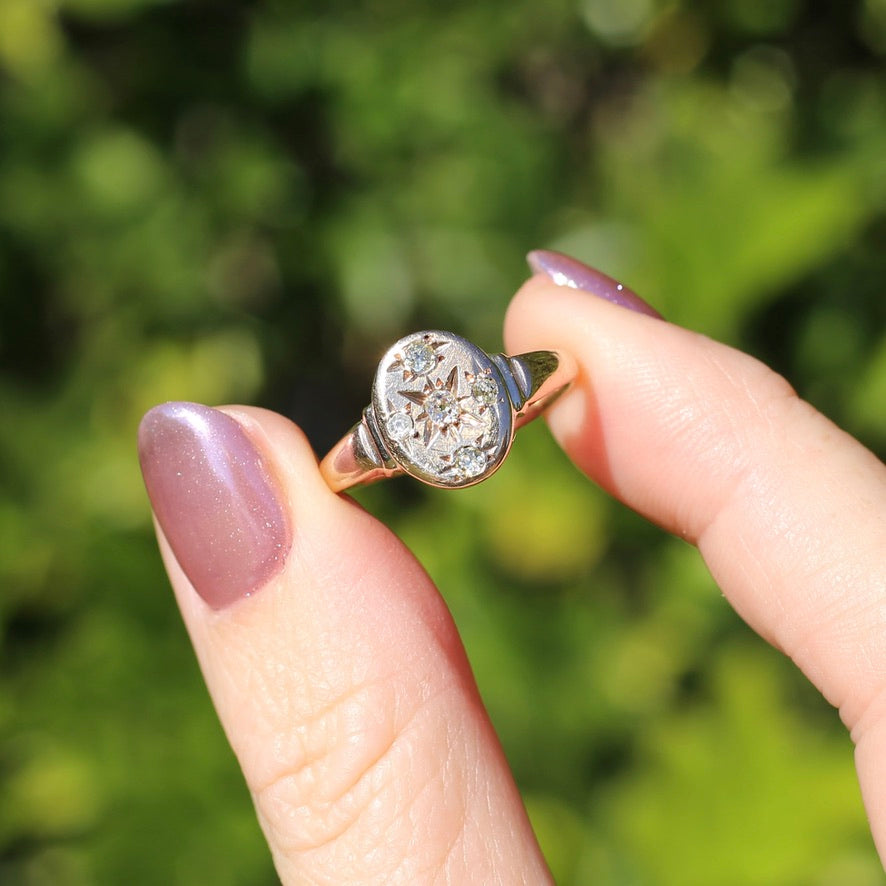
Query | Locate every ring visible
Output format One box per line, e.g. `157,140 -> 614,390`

320,330 -> 576,492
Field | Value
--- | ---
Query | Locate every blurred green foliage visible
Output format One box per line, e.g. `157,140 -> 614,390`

1,0 -> 884,883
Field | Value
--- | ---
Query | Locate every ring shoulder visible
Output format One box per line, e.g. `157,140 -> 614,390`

492,349 -> 576,426
490,353 -> 532,412
319,407 -> 400,492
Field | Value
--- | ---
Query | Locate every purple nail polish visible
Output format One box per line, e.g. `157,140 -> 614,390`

137,402 -> 291,609
527,249 -> 663,319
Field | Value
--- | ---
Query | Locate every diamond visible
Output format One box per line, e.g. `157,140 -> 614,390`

471,375 -> 498,406
386,412 -> 413,439
454,445 -> 487,478
425,390 -> 460,426
402,341 -> 437,376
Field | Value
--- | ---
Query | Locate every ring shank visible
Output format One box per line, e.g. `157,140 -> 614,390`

320,346 -> 576,493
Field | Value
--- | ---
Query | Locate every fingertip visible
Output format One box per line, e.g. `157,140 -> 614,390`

504,277 -> 657,487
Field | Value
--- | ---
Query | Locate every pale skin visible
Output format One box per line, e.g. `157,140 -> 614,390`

151,275 -> 886,883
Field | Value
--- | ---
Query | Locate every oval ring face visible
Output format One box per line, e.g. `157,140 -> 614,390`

372,331 -> 513,487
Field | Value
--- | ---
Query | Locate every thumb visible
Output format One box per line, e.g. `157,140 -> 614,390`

137,401 -> 550,884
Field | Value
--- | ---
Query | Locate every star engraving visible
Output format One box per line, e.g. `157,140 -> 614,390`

395,365 -> 499,471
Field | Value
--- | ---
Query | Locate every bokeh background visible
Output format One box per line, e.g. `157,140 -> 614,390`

1,0 -> 885,883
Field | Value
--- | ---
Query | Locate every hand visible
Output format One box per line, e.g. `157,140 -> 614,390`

137,251 -> 886,883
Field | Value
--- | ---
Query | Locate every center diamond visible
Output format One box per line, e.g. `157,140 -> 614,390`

425,390 -> 459,427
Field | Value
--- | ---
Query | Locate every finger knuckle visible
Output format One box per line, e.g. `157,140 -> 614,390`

250,678 -> 460,879
252,679 -> 399,848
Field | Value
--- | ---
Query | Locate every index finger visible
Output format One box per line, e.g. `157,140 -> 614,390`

504,269 -> 886,855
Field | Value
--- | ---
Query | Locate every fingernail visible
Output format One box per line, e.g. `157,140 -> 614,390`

527,249 -> 663,319
137,402 -> 291,609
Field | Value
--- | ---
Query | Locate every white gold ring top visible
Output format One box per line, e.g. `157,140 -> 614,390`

320,330 -> 576,492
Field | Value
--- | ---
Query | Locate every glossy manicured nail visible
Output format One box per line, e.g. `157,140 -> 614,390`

138,402 -> 291,609
527,249 -> 663,319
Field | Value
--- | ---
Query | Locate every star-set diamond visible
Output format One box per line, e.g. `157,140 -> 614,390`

453,445 -> 487,478
402,341 -> 437,376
